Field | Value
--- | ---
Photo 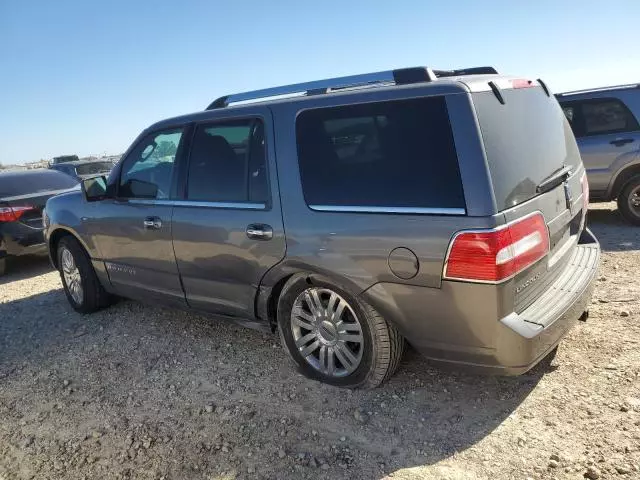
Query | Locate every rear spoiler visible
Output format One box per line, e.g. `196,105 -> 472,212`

487,78 -> 552,105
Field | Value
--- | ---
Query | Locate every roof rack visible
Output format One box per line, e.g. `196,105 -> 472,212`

206,66 -> 498,110
557,83 -> 640,97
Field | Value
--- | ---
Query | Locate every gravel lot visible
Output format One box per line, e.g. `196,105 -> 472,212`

1,202 -> 638,480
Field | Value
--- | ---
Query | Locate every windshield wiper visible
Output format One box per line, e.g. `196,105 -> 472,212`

536,165 -> 573,194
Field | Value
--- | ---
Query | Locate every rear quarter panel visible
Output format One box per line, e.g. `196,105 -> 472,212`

263,88 -> 501,295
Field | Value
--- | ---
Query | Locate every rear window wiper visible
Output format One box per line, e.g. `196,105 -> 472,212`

536,165 -> 573,194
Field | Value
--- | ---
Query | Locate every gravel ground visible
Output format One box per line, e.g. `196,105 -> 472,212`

1,202 -> 639,480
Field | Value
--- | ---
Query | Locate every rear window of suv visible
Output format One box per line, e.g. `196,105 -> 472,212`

295,96 -> 465,211
0,170 -> 78,198
473,87 -> 582,210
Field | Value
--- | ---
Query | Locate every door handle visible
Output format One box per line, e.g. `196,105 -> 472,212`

143,217 -> 162,229
246,223 -> 273,240
610,138 -> 635,147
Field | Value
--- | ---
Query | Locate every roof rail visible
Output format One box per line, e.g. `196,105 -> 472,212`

557,83 -> 640,97
206,65 -> 498,110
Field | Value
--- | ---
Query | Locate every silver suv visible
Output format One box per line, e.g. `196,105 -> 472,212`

43,66 -> 600,388
557,84 -> 640,224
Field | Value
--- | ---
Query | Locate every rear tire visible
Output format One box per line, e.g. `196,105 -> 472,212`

0,257 -> 6,276
57,236 -> 112,314
277,274 -> 404,388
617,175 -> 640,225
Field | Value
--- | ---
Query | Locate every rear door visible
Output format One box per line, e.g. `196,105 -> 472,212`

559,95 -> 640,196
171,110 -> 286,318
472,84 -> 587,312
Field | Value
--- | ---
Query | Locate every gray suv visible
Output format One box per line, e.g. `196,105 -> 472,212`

43,66 -> 600,388
557,84 -> 640,224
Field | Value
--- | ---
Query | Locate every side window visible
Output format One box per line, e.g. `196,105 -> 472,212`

119,129 -> 183,199
582,98 -> 639,135
560,98 -> 639,138
295,96 -> 465,209
185,119 -> 268,204
561,105 -> 575,125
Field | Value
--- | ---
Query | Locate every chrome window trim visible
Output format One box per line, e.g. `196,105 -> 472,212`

307,205 -> 466,215
127,199 -> 266,210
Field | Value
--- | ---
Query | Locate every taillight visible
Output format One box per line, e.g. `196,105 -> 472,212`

0,205 -> 35,222
444,213 -> 550,283
510,79 -> 535,89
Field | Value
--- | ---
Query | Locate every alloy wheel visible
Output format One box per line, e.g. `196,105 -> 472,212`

290,287 -> 364,377
61,247 -> 83,305
628,185 -> 640,218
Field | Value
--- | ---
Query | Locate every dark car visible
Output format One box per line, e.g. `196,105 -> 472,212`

51,155 -> 80,165
50,159 -> 116,181
44,66 -> 600,388
0,169 -> 78,275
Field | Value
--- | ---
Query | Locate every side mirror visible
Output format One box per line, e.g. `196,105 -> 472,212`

81,176 -> 108,202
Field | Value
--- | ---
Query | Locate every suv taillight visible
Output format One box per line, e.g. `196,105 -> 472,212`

0,205 -> 35,223
444,213 -> 550,283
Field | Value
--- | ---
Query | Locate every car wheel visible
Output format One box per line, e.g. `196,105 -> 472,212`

0,257 -> 6,276
617,175 -> 640,226
277,274 -> 404,388
57,236 -> 112,314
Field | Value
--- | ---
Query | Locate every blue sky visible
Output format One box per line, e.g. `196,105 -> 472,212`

1,0 -> 639,165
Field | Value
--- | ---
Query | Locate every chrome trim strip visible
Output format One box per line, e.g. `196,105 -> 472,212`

218,71 -> 396,107
127,199 -> 266,210
3,187 -> 78,202
308,205 -> 466,215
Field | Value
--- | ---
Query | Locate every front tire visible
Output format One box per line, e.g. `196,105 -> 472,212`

277,274 -> 404,388
617,175 -> 640,225
57,236 -> 111,314
0,257 -> 6,277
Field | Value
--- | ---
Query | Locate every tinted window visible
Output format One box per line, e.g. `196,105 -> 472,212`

559,98 -> 639,138
0,170 -> 78,198
295,97 -> 464,209
186,120 -> 268,203
119,129 -> 183,199
473,87 -> 581,210
55,165 -> 74,176
561,105 -> 575,124
76,162 -> 114,176
52,155 -> 79,164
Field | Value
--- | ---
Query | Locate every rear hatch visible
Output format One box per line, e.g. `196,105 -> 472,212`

0,170 -> 78,229
471,82 -> 587,313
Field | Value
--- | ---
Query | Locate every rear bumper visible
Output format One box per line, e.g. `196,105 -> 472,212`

495,228 -> 599,373
361,228 -> 600,375
0,224 -> 47,258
